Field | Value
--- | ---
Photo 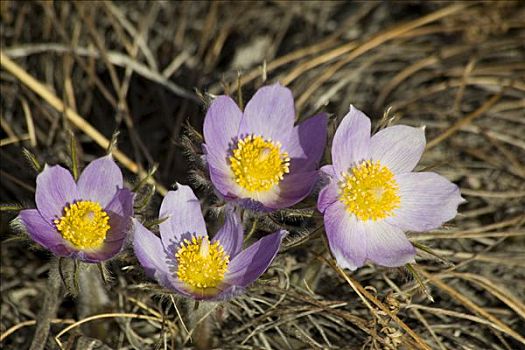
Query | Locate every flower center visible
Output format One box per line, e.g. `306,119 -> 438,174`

54,201 -> 110,249
175,236 -> 229,289
229,135 -> 290,192
339,160 -> 400,221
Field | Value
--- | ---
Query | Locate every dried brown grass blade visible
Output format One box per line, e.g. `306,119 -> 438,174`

416,267 -> 525,345
427,93 -> 502,149
325,258 -> 432,350
295,3 -> 471,110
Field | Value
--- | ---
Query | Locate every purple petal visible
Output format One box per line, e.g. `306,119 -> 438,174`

159,184 -> 207,248
132,219 -> 190,295
278,171 -> 319,205
287,113 -> 328,172
76,239 -> 125,263
35,164 -> 79,224
106,186 -> 134,214
238,84 -> 295,141
18,209 -> 73,256
77,155 -> 124,207
320,164 -> 336,178
203,95 -> 243,160
274,170 -> 319,208
332,105 -> 371,176
370,125 -> 425,174
324,201 -> 366,270
317,181 -> 339,214
133,219 -> 171,277
212,206 -> 244,257
364,220 -> 416,267
105,188 -> 134,242
253,171 -> 319,210
386,172 -> 464,232
206,152 -> 240,200
224,230 -> 285,287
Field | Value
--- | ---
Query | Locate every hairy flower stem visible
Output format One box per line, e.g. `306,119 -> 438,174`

194,317 -> 211,350
187,300 -> 218,350
29,258 -> 63,350
78,263 -> 111,338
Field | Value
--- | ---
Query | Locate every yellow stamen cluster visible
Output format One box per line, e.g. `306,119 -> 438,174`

229,135 -> 290,192
175,236 -> 229,289
54,201 -> 110,249
339,160 -> 400,221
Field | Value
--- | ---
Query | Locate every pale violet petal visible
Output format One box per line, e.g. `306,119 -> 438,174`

323,201 -> 367,270
286,113 -> 327,172
237,171 -> 319,211
77,155 -> 123,207
363,220 -> 416,267
133,219 -> 190,296
18,209 -> 73,257
317,181 -> 339,214
331,105 -> 371,175
386,172 -> 464,231
370,125 -> 426,174
159,184 -> 207,248
203,95 -> 243,161
224,230 -> 285,287
212,206 -> 244,257
238,83 -> 295,141
35,165 -> 79,224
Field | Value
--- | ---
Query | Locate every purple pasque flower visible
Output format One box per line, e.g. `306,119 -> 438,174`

133,184 -> 285,301
17,156 -> 134,263
318,106 -> 464,270
203,83 -> 327,211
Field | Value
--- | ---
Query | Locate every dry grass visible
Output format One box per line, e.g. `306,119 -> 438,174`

1,1 -> 524,349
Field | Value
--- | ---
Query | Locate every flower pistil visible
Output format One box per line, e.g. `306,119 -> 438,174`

175,236 -> 229,289
229,134 -> 290,192
54,201 -> 110,249
339,160 -> 400,221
